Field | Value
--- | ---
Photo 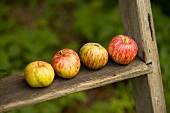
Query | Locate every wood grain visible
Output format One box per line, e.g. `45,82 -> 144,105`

118,0 -> 167,112
0,57 -> 152,113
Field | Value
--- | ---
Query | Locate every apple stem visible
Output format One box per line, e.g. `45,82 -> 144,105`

122,36 -> 129,44
59,51 -> 62,55
94,43 -> 100,47
37,61 -> 40,66
59,51 -> 65,56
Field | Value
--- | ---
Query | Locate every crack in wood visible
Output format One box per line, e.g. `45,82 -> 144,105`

142,51 -> 146,62
148,13 -> 154,41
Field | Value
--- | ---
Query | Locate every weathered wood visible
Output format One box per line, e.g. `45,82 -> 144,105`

118,0 -> 166,113
0,58 -> 152,113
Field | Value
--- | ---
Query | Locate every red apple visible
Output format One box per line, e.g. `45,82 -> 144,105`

108,35 -> 138,64
24,61 -> 55,87
80,43 -> 108,69
52,48 -> 80,78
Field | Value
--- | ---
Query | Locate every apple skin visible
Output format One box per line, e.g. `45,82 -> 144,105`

80,43 -> 108,69
52,48 -> 81,78
24,61 -> 55,87
108,35 -> 138,64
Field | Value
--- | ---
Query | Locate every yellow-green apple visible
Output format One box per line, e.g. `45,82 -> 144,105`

80,43 -> 108,69
24,61 -> 55,87
52,48 -> 80,78
108,35 -> 138,64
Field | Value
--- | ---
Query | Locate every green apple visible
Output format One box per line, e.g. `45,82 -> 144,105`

24,61 -> 55,87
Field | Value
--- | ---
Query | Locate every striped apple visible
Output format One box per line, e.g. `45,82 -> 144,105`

108,35 -> 138,64
80,43 -> 108,69
52,48 -> 80,78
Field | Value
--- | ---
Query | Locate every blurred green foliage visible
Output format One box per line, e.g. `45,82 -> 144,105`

0,28 -> 60,75
0,0 -> 169,113
9,92 -> 87,113
77,83 -> 135,113
74,0 -> 123,48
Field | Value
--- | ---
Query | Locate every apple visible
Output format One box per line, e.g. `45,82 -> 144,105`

80,43 -> 108,69
24,61 -> 55,87
108,35 -> 138,64
52,48 -> 80,78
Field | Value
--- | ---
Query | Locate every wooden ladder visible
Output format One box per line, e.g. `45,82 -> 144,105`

0,0 -> 167,113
